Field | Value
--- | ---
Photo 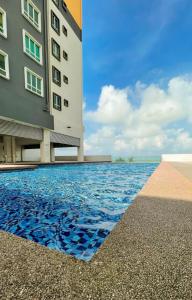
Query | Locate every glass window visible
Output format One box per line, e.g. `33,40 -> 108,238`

23,30 -> 42,64
52,39 -> 60,61
62,25 -> 68,37
62,2 -> 67,12
53,93 -> 62,111
63,75 -> 68,84
64,99 -> 69,107
0,12 -> 3,33
51,11 -> 60,35
63,50 -> 68,61
25,67 -> 43,96
0,50 -> 9,79
52,66 -> 61,86
0,7 -> 7,38
22,0 -> 41,31
0,53 -> 6,76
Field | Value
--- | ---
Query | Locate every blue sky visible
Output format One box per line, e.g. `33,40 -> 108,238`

82,0 -> 192,156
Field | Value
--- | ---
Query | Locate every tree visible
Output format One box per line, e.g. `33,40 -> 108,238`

115,157 -> 126,163
128,156 -> 134,163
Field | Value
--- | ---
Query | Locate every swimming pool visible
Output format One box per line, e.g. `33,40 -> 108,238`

0,163 -> 157,261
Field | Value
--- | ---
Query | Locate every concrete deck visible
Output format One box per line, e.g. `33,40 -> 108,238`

0,164 -> 37,171
171,162 -> 192,181
0,162 -> 192,299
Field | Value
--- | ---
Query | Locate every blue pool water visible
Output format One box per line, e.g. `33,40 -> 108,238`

0,163 -> 157,261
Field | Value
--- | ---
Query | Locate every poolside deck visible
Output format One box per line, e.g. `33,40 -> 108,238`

0,162 -> 192,299
0,164 -> 38,171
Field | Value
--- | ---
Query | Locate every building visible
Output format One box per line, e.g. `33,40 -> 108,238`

0,0 -> 84,163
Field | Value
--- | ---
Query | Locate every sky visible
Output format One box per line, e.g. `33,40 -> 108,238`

82,0 -> 192,157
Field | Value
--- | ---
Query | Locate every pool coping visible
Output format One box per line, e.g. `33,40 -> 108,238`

0,164 -> 38,171
0,162 -> 192,299
0,161 -> 112,172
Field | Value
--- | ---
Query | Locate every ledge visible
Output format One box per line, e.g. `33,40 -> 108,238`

0,164 -> 37,171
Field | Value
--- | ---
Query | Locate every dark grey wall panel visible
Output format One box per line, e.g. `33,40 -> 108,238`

0,0 -> 53,129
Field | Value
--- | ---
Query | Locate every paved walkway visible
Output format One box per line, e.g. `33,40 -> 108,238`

0,164 -> 37,171
171,162 -> 192,182
0,162 -> 192,299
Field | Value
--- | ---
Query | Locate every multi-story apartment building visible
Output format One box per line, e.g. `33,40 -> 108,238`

0,0 -> 84,163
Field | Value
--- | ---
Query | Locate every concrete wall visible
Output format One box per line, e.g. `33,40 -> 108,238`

162,154 -> 192,162
22,150 -> 112,163
56,155 -> 112,162
0,0 -> 53,129
22,149 -> 40,162
47,1 -> 83,140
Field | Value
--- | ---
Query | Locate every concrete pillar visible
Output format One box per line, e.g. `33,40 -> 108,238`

3,136 -> 13,163
50,143 -> 55,162
0,143 -> 4,162
16,145 -> 22,162
40,129 -> 51,163
11,137 -> 16,163
77,138 -> 84,162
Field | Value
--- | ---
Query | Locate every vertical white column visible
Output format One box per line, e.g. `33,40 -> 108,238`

40,129 -> 51,163
11,137 -> 16,163
0,143 -> 3,162
16,145 -> 22,162
50,143 -> 55,162
77,138 -> 84,162
3,136 -> 12,163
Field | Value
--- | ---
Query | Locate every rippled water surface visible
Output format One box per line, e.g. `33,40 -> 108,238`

0,163 -> 157,261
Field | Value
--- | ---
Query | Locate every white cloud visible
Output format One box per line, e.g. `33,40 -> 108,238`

86,86 -> 132,124
85,75 -> 192,156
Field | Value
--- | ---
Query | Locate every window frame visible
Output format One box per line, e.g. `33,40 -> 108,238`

62,1 -> 67,12
0,7 -> 7,38
63,50 -> 68,61
64,99 -> 69,108
22,29 -> 43,65
24,67 -> 44,97
63,75 -> 68,85
52,0 -> 59,8
62,25 -> 68,37
51,11 -> 60,35
52,38 -> 60,61
0,49 -> 10,80
53,93 -> 62,111
21,0 -> 41,32
52,66 -> 61,86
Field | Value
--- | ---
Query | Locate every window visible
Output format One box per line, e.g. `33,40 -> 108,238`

62,1 -> 67,12
0,50 -> 10,79
52,0 -> 59,7
51,11 -> 60,35
63,75 -> 68,84
64,99 -> 69,107
63,50 -> 68,61
21,0 -> 41,31
23,30 -> 42,64
24,67 -> 43,97
53,93 -> 61,111
62,25 -> 67,36
52,39 -> 60,61
0,7 -> 7,38
52,66 -> 61,86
